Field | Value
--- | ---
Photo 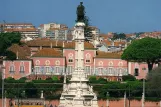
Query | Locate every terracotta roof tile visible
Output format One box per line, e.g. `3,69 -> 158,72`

114,41 -> 126,46
27,40 -> 95,49
22,45 -> 31,56
32,48 -> 62,57
96,51 -> 121,58
64,41 -> 95,49
26,40 -> 63,47
103,40 -> 111,45
8,44 -> 28,59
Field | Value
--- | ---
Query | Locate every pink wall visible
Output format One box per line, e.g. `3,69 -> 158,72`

3,60 -> 32,79
129,62 -> 158,79
63,49 -> 96,67
32,57 -> 65,66
95,58 -> 127,68
1,98 -> 160,107
63,49 -> 75,66
84,50 -> 95,67
129,62 -> 148,79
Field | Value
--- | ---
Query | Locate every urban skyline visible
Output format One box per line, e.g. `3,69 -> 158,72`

1,0 -> 161,33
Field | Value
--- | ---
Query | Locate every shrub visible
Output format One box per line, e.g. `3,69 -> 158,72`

52,76 -> 59,81
122,74 -> 136,81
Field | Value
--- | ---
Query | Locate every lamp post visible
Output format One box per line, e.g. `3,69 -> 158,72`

142,68 -> 146,107
128,84 -> 131,107
121,82 -> 128,107
142,78 -> 145,107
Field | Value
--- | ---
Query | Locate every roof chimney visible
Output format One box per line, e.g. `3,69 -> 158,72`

40,46 -> 42,50
63,41 -> 65,48
16,51 -> 19,59
56,40 -> 58,46
50,42 -> 53,48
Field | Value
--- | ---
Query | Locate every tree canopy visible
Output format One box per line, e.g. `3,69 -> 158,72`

147,66 -> 161,97
0,32 -> 21,59
121,37 -> 161,71
112,33 -> 126,40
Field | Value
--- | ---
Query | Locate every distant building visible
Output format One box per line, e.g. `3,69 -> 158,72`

71,26 -> 100,41
89,26 -> 100,40
0,23 -> 39,38
38,23 -> 68,40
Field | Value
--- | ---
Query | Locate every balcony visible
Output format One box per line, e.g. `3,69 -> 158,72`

9,71 -> 15,74
20,71 -> 25,74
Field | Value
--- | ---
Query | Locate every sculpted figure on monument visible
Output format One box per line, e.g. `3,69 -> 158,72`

76,2 -> 85,22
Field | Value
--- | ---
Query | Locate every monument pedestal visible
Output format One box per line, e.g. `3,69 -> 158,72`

59,20 -> 98,107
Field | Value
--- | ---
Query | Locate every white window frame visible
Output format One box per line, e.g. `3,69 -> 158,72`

98,67 -> 103,75
67,66 -> 73,75
35,66 -> 40,74
9,65 -> 15,74
55,66 -> 60,74
85,66 -> 91,75
45,66 -> 50,74
108,67 -> 113,76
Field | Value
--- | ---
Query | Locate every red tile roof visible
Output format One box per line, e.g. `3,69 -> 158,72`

64,41 -> 95,49
8,44 -> 29,59
26,40 -> 95,49
96,51 -> 121,58
32,48 -> 62,57
103,40 -> 111,45
26,40 -> 63,47
114,41 -> 126,46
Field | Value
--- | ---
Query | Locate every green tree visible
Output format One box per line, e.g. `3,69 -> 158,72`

0,32 -> 21,56
121,37 -> 161,71
25,82 -> 38,98
147,66 -> 161,97
112,33 -> 126,40
52,76 -> 59,81
122,74 -> 136,81
5,50 -> 16,60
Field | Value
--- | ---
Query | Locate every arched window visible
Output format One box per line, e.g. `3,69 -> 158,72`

20,62 -> 25,73
9,62 -> 15,74
68,53 -> 73,63
85,53 -> 91,63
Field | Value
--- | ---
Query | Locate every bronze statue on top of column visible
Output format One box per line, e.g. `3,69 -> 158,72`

76,2 -> 85,22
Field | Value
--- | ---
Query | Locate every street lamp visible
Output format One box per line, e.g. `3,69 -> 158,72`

142,68 -> 146,107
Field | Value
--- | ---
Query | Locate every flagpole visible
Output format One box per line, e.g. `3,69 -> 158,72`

124,91 -> 126,107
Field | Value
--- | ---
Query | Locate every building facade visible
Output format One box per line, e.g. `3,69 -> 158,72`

2,37 -> 155,80
38,23 -> 68,40
0,23 -> 39,38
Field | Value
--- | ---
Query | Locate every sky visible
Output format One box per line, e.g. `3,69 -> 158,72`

1,0 -> 161,33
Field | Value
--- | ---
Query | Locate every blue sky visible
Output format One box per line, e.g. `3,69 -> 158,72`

1,0 -> 161,33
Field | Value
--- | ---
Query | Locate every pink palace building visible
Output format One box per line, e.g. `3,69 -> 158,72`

2,38 -> 157,81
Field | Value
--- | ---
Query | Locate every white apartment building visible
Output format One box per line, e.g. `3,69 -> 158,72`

38,23 -> 68,40
0,23 -> 39,38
